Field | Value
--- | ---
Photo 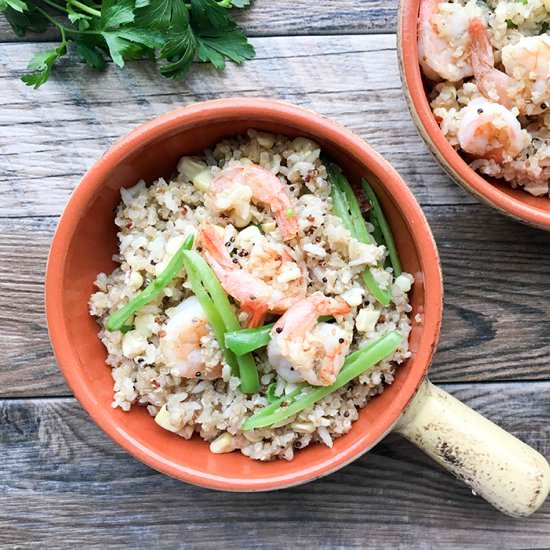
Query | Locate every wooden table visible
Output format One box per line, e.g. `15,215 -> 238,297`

1,1 -> 549,547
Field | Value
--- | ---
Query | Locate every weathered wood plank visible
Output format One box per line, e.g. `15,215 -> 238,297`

0,0 -> 396,43
2,204 -> 550,398
0,36 -> 477,219
1,382 -> 548,548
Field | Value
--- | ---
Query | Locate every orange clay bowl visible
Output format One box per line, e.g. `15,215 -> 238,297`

398,0 -> 550,230
45,98 -> 443,491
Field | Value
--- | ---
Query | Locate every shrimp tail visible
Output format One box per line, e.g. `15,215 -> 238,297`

469,18 -> 518,110
242,303 -> 268,328
200,225 -> 234,270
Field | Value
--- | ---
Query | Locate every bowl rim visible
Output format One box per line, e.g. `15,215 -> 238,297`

45,98 -> 443,491
397,0 -> 550,231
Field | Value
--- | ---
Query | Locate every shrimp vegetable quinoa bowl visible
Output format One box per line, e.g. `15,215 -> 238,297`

89,130 -> 414,461
418,0 -> 550,195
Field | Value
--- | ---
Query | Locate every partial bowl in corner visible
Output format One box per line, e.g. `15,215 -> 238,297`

397,0 -> 550,230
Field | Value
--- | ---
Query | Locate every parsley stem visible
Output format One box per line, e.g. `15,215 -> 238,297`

33,5 -> 71,41
39,0 -> 67,14
69,0 -> 101,17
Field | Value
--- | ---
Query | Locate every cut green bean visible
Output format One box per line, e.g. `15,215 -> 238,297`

180,254 -> 240,377
183,250 -> 260,394
106,234 -> 194,331
326,161 -> 391,306
362,179 -> 402,277
241,331 -> 402,430
225,323 -> 275,356
225,316 -> 333,356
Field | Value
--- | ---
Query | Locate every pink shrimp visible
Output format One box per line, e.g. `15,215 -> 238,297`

418,0 -> 479,82
468,18 -> 525,112
200,225 -> 306,327
159,296 -> 222,380
469,19 -> 550,115
267,292 -> 352,387
205,164 -> 298,241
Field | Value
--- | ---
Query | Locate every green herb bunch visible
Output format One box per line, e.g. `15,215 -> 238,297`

0,0 -> 255,88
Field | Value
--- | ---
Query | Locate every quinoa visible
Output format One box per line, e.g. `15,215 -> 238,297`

89,129 -> 413,461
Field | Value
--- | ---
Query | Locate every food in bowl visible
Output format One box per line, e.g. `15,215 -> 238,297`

418,0 -> 550,195
89,129 -> 413,461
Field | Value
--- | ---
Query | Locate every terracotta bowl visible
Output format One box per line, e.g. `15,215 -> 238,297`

45,100 -> 549,515
45,98 -> 442,490
398,0 -> 550,230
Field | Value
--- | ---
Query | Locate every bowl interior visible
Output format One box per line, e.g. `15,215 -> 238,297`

398,0 -> 550,229
48,101 -> 441,490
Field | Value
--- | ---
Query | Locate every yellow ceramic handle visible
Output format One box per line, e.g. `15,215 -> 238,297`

395,379 -> 550,517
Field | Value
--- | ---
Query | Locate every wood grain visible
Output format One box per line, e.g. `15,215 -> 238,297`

2,205 -> 550,398
0,0 -> 396,43
1,381 -> 549,548
0,36 -> 478,219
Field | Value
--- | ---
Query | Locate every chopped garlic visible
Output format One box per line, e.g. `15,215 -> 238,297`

291,421 -> 315,434
256,132 -> 275,149
154,258 -> 170,276
122,330 -> 148,358
395,274 -> 412,293
303,242 -> 327,258
261,221 -> 276,233
209,432 -> 235,454
356,308 -> 381,333
128,271 -> 143,290
154,404 -> 179,433
348,239 -> 380,267
134,313 -> 155,337
192,169 -> 213,192
177,157 -> 207,182
341,287 -> 364,307
276,263 -> 302,284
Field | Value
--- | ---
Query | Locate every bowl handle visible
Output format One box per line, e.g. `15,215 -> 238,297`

394,378 -> 550,517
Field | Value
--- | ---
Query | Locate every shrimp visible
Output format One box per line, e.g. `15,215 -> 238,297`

418,0 -> 480,82
159,296 -> 222,380
468,18 -> 525,111
501,35 -> 550,115
267,292 -> 352,387
205,164 -> 298,241
200,224 -> 307,327
457,98 -> 529,162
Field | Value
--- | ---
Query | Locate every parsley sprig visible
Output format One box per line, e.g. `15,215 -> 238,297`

0,0 -> 255,88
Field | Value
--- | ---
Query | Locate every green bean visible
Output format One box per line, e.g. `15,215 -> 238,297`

106,234 -> 194,332
326,161 -> 391,306
225,323 -> 274,356
241,331 -> 402,430
180,254 -> 240,377
183,251 -> 260,394
362,179 -> 402,277
225,316 -> 332,356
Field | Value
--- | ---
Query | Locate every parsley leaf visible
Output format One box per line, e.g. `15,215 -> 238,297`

77,41 -> 106,70
21,44 -> 66,88
100,0 -> 135,29
196,30 -> 255,69
0,0 -> 28,13
541,21 -> 549,34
